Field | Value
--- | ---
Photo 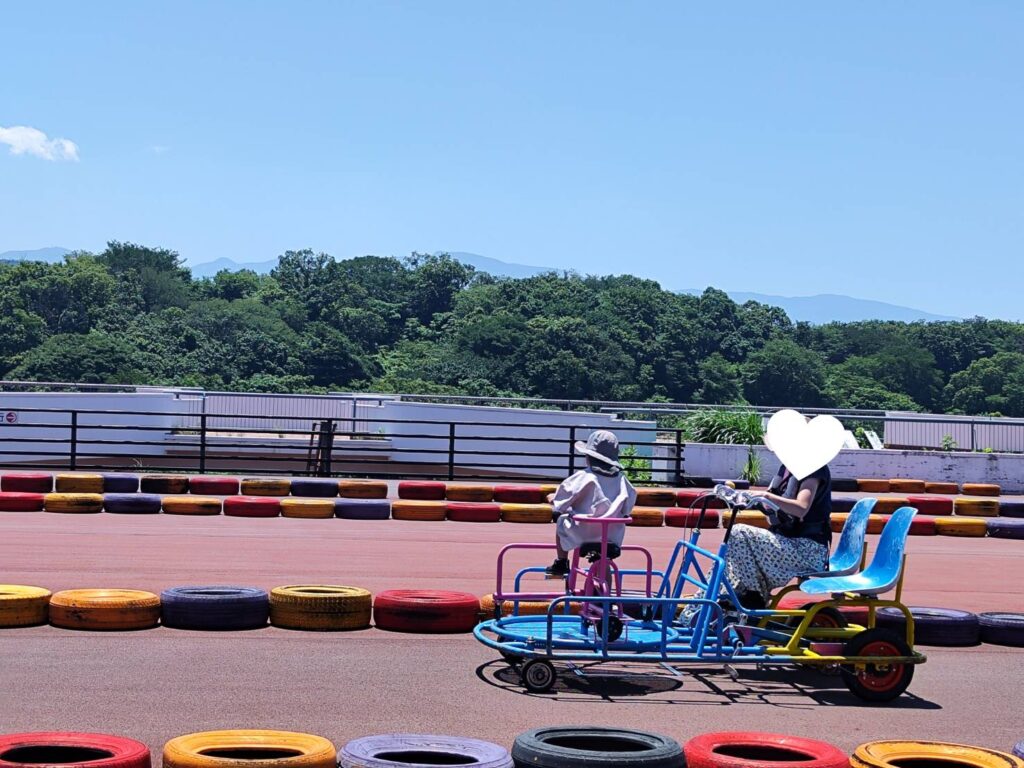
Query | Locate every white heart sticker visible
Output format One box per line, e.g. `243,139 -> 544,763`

764,409 -> 846,480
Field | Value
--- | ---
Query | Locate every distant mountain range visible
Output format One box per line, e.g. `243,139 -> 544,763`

0,247 -> 956,324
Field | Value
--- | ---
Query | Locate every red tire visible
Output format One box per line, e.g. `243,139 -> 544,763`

397,481 -> 446,501
373,590 -> 480,633
188,476 -> 240,495
666,508 -> 721,528
0,732 -> 151,768
907,495 -> 954,516
223,496 -> 281,518
0,492 -> 45,512
1,473 -> 52,493
445,502 -> 501,523
909,516 -> 938,536
684,732 -> 848,768
676,489 -> 725,509
493,485 -> 546,504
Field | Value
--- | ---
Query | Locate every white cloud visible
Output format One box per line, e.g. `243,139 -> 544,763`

150,145 -> 170,154
0,125 -> 79,161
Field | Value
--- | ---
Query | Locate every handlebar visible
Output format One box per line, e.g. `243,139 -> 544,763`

573,515 -> 633,526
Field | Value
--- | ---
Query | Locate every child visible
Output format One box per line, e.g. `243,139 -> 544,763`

544,430 -> 637,577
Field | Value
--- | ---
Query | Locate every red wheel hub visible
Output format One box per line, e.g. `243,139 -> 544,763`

857,640 -> 904,691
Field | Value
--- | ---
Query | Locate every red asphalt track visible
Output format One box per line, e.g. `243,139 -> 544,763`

1,512 -> 1022,756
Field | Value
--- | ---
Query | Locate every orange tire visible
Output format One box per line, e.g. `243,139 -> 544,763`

44,493 -> 103,514
830,513 -> 849,533
954,498 -> 1000,517
500,503 -> 553,523
337,479 -> 388,499
163,730 -> 337,768
391,500 -> 446,521
630,507 -> 665,527
733,510 -> 770,529
858,479 -> 890,493
851,741 -> 1023,768
162,495 -> 222,515
280,498 -> 335,519
635,488 -> 677,507
240,478 -> 291,496
889,479 -> 926,493
925,482 -> 959,495
49,589 -> 161,630
54,473 -> 104,493
444,483 -> 494,502
935,517 -> 988,537
867,515 -> 889,534
479,593 -> 580,618
874,497 -> 910,515
961,483 -> 1001,497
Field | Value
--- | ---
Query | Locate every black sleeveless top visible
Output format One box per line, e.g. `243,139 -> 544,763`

767,464 -> 832,546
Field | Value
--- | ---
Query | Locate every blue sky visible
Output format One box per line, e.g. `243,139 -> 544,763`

1,2 -> 1021,319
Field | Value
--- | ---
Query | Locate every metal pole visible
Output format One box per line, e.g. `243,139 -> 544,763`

199,412 -> 207,474
447,422 -> 456,481
323,419 -> 335,476
568,425 -> 577,476
675,428 -> 683,485
69,411 -> 78,470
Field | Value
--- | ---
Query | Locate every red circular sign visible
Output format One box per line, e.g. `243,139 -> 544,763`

4,412 -> 16,424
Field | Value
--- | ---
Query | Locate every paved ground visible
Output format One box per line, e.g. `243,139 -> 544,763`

1,512 -> 1022,757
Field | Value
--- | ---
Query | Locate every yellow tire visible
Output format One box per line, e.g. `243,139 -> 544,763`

392,500 -> 446,521
162,495 -> 222,515
539,484 -> 559,496
479,593 -> 580,618
734,510 -> 770,529
49,589 -> 161,630
500,503 -> 553,523
873,497 -> 909,515
935,517 -> 988,537
867,515 -> 889,534
337,479 -> 388,499
444,483 -> 494,502
852,741 -> 1023,768
858,479 -> 890,493
925,482 -> 959,494
889,479 -> 925,493
269,585 -> 372,631
635,488 -> 677,507
630,506 -> 665,527
240,478 -> 291,496
163,730 -> 337,768
961,483 -> 1001,497
0,585 -> 51,627
44,493 -> 103,514
280,498 -> 335,519
54,473 -> 104,493
954,498 -> 1000,517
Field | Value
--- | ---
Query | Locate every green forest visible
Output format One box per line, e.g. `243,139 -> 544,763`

2,242 -> 1023,417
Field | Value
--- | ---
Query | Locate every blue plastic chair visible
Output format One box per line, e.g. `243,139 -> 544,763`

802,497 -> 876,578
801,505 -> 917,597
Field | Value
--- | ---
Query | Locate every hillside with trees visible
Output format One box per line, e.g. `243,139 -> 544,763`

1,242 -> 1022,416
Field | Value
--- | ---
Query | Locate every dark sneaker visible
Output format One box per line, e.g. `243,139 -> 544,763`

545,558 -> 570,578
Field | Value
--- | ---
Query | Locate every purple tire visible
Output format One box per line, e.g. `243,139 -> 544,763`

340,735 -> 512,768
334,499 -> 391,520
831,496 -> 857,513
999,501 -> 1024,518
877,606 -> 980,646
290,478 -> 339,498
979,612 -> 1024,647
103,493 -> 162,514
987,519 -> 1024,539
102,473 -> 140,493
1013,741 -> 1023,759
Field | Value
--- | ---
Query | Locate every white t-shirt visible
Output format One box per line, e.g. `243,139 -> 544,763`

552,469 -> 637,550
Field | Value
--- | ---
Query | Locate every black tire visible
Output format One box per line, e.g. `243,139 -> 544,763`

998,501 -> 1024,518
831,477 -> 860,493
840,628 -> 915,703
520,660 -> 557,693
681,476 -> 715,489
501,650 -> 523,666
830,496 -> 857,513
787,605 -> 848,630
160,586 -> 270,630
876,606 -> 980,646
978,612 -> 1024,647
600,614 -> 624,643
512,727 -> 684,768
290,478 -> 339,498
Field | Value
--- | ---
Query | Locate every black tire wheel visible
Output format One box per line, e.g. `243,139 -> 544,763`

787,604 -> 848,630
840,627 -> 915,702
521,659 -> 557,693
511,727 -> 684,768
501,650 -> 523,666
600,614 -> 624,643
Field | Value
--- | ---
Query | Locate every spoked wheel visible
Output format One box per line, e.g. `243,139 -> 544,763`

840,628 -> 915,702
521,659 -> 557,693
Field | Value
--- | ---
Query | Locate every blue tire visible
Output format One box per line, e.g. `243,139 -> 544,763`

335,499 -> 391,520
987,518 -> 1024,539
104,493 -> 162,514
831,496 -> 857,513
160,586 -> 270,630
999,501 -> 1024,519
102,473 -> 140,493
290,478 -> 339,498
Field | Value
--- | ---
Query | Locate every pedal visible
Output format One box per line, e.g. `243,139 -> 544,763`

724,664 -> 740,682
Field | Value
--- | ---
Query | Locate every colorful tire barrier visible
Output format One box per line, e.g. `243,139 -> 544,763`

334,499 -> 391,520
830,513 -> 849,533
224,496 -> 281,518
373,590 -> 480,633
907,495 -> 954,516
0,732 -> 151,768
851,741 -> 1024,768
1014,743 -> 1024,760
500,504 -> 553,524
873,497 -> 909,515
1,472 -> 52,493
831,477 -> 860,493
867,515 -> 890,535
445,502 -> 501,523
830,496 -> 856,513
889,479 -> 926,494
339,735 -> 512,768
280,498 -> 335,519
240,478 -> 291,496
397,481 -> 446,500
935,517 -> 988,537
161,586 -> 270,630
49,589 -> 161,631
101,473 -> 140,493
630,507 -> 665,527
512,727 -> 684,768
392,500 -> 446,521
162,496 -> 222,515
338,479 -> 388,498
163,731 -> 336,768
909,516 -> 938,536
445,483 -> 494,502
1000,501 -> 1024,518
925,481 -> 960,494
857,479 -> 890,493
987,519 -> 1024,539
493,485 -> 547,504
188,476 -> 240,495
479,593 -> 580,618
684,732 -> 848,768
978,612 -> 1024,647
269,585 -> 372,631
666,508 -> 720,529
635,488 -> 677,507
676,489 -> 725,509
140,475 -> 190,494
683,476 -> 716,489
0,492 -> 45,512
44,493 -> 104,514
103,493 -> 162,515
876,606 -> 980,646
731,511 -> 769,529
290,478 -> 339,498
961,483 -> 1001,497
954,498 -> 1000,517
54,473 -> 105,494
0,585 -> 51,627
